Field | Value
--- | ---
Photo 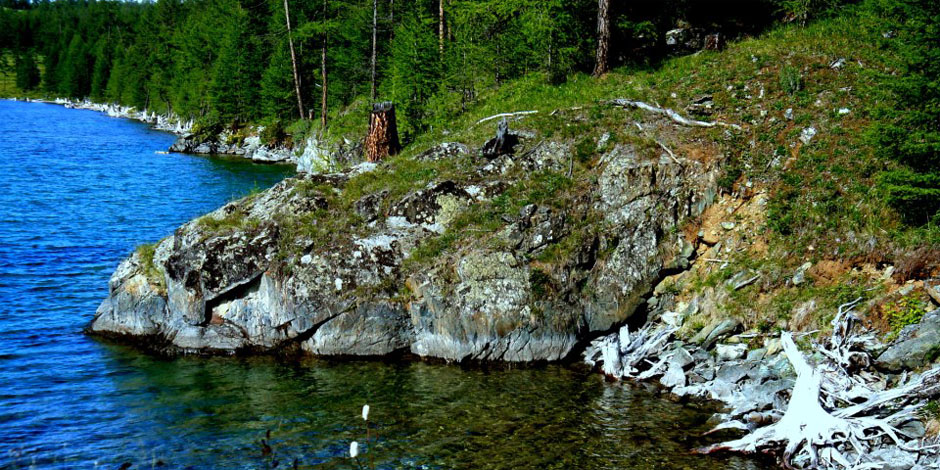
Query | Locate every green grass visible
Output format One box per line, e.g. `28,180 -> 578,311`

195,207 -> 261,236
0,53 -> 46,99
885,294 -> 930,339
135,243 -> 166,293
322,2 -> 933,307
103,1 -> 940,324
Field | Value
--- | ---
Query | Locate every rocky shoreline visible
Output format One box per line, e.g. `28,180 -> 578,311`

82,94 -> 940,468
20,98 -> 348,172
585,290 -> 940,469
88,105 -> 720,362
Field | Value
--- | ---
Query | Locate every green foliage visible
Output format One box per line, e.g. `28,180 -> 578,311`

885,294 -> 929,338
529,268 -> 553,298
878,170 -> 940,224
196,207 -> 259,236
135,243 -> 166,293
869,0 -> 940,225
779,65 -> 803,94
13,52 -> 39,90
919,400 -> 940,420
260,120 -> 288,147
774,0 -> 847,24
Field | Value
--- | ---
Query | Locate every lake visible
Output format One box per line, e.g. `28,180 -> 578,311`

0,100 -> 764,469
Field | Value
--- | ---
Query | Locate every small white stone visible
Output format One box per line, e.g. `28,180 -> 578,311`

800,127 -> 817,145
334,278 -> 343,291
716,343 -> 747,361
838,108 -> 851,115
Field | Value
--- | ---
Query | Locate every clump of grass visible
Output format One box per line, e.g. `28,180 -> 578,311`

779,65 -> 803,95
135,243 -> 166,293
196,207 -> 259,235
919,400 -> 940,420
885,294 -> 929,339
529,268 -> 554,298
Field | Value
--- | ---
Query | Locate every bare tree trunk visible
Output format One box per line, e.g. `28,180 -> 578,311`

321,0 -> 328,129
365,102 -> 400,162
283,0 -> 305,118
593,0 -> 610,76
438,0 -> 445,57
371,0 -> 378,101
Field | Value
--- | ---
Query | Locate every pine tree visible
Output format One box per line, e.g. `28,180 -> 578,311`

14,52 -> 40,91
90,39 -> 112,101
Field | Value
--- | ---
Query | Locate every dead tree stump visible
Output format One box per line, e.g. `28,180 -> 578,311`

366,101 -> 401,162
481,118 -> 519,158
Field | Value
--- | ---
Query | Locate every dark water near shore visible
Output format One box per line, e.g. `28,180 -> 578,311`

0,100 -> 764,469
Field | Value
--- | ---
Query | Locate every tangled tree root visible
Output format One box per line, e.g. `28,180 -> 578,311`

697,300 -> 940,469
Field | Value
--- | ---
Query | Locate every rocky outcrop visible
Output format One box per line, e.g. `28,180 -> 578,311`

169,133 -> 296,164
91,126 -> 720,361
876,308 -> 940,372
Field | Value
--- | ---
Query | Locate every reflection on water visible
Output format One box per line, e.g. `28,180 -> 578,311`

0,100 -> 768,470
80,347 -> 765,470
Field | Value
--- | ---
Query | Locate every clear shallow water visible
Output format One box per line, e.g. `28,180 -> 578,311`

0,100 -> 766,470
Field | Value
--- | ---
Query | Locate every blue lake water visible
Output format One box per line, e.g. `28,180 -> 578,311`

0,100 -> 765,469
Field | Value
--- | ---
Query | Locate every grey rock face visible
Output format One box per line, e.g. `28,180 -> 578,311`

415,142 -> 469,161
169,133 -> 298,165
91,137 -> 720,362
876,308 -> 940,371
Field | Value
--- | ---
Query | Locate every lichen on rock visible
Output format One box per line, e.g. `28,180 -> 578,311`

90,115 -> 724,362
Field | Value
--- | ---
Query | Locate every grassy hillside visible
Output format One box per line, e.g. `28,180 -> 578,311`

308,0 -> 938,338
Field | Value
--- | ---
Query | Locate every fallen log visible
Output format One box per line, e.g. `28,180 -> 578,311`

475,110 -> 538,125
584,322 -> 678,379
607,98 -> 742,130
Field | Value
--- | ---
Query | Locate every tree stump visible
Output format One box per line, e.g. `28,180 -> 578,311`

481,118 -> 519,159
365,102 -> 401,162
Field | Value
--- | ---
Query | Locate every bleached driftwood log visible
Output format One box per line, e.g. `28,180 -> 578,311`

607,98 -> 743,130
475,110 -> 538,125
584,322 -> 678,379
697,300 -> 940,469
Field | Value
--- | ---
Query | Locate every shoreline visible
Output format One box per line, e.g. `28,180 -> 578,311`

7,97 -> 323,171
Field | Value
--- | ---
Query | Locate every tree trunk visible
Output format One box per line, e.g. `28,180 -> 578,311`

283,0 -> 305,118
593,0 -> 610,76
438,0 -> 445,57
321,0 -> 328,129
365,101 -> 400,162
371,0 -> 378,101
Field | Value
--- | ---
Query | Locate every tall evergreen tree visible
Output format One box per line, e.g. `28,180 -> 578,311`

14,52 -> 40,91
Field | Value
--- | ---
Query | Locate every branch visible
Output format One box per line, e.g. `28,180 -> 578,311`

607,99 -> 742,130
475,111 -> 539,125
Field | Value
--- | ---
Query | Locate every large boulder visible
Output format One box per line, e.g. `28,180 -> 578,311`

90,136 -> 720,362
876,308 -> 940,372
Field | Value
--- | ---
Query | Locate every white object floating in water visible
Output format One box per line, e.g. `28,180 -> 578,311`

155,151 -> 169,155
362,404 -> 370,421
349,441 -> 359,458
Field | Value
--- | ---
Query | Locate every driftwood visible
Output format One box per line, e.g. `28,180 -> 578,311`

697,300 -> 940,469
585,322 -> 678,379
608,98 -> 742,130
365,101 -> 400,162
476,111 -> 538,125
